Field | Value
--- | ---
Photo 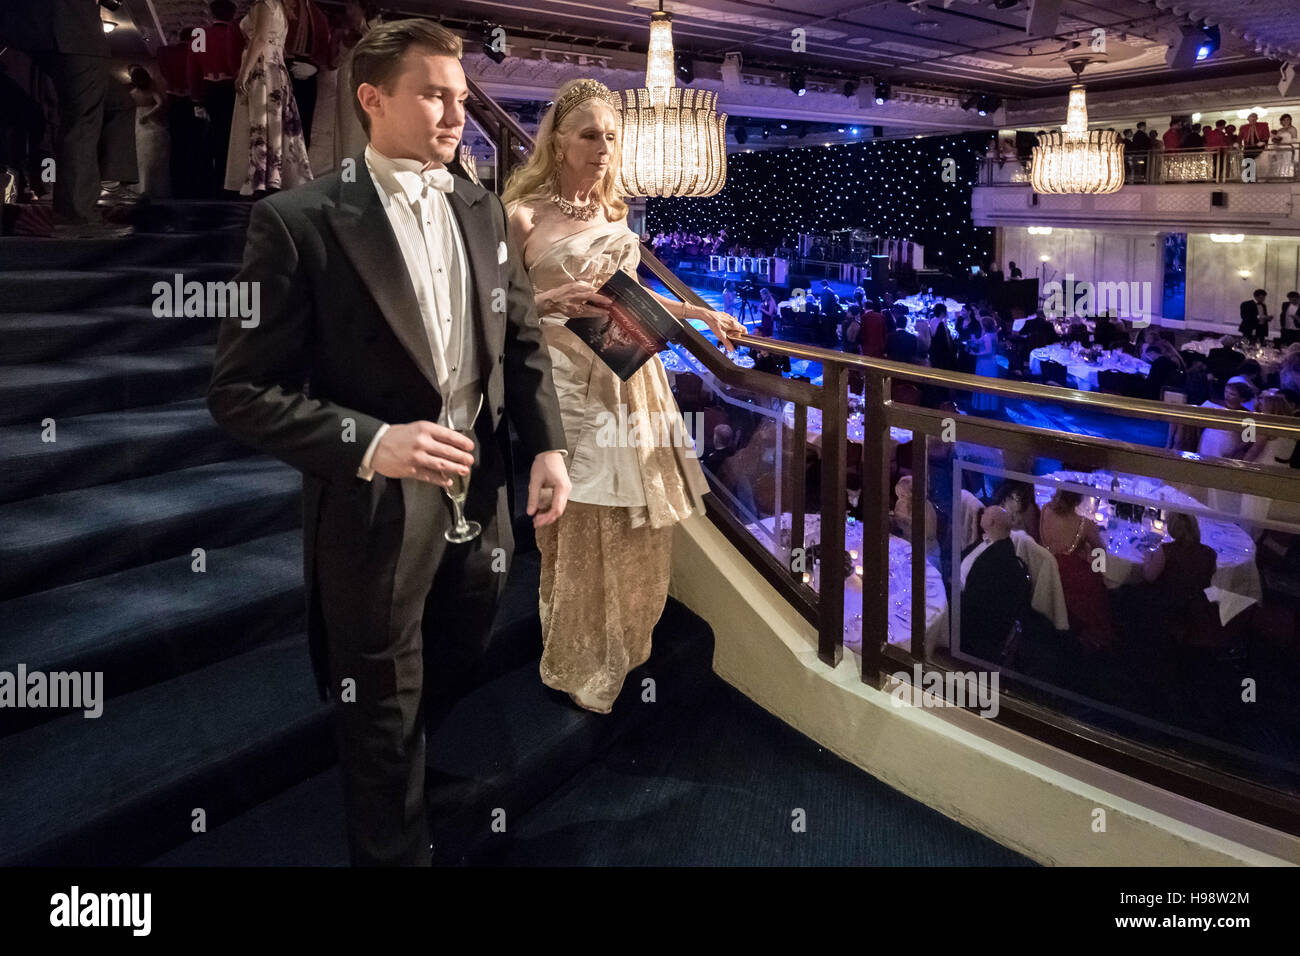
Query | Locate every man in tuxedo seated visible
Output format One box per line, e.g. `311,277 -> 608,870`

960,507 -> 1031,663
701,423 -> 735,475
1239,288 -> 1271,344
1022,311 -> 1059,350
1206,335 -> 1246,382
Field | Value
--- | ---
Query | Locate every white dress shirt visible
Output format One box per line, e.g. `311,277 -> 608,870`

355,144 -> 564,481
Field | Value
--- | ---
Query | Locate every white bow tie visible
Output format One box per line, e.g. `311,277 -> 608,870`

392,166 -> 455,203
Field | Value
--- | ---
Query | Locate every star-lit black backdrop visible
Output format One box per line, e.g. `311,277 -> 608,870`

646,132 -> 995,273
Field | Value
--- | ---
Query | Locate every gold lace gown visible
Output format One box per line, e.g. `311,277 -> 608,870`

526,217 -> 710,713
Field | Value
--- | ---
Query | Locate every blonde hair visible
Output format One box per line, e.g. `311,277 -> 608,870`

502,78 -> 628,221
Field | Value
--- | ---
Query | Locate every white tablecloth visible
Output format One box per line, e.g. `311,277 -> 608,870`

1033,470 -> 1262,623
1180,338 -> 1283,372
1029,345 -> 1151,390
746,513 -> 949,654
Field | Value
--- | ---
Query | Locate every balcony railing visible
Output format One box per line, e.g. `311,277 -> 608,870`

460,71 -> 1300,838
979,144 -> 1300,186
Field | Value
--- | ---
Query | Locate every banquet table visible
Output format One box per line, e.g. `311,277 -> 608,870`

1033,470 -> 1262,624
1029,344 -> 1151,390
746,513 -> 949,653
1180,337 -> 1283,373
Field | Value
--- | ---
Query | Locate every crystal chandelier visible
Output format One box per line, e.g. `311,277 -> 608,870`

1030,58 -> 1124,195
614,2 -> 727,197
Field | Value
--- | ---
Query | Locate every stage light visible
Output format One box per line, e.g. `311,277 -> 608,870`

843,80 -> 858,97
102,19 -> 116,32
790,71 -> 806,96
481,21 -> 506,63
976,93 -> 1000,117
779,123 -> 788,130
762,126 -> 770,139
837,127 -> 846,133
874,80 -> 891,104
1196,23 -> 1220,61
850,127 -> 860,135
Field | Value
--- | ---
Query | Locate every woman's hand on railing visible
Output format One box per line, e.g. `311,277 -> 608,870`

538,281 -> 612,318
698,308 -> 746,353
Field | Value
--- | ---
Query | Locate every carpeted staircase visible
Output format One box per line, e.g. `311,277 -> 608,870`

0,200 -> 1030,867
0,201 -> 723,866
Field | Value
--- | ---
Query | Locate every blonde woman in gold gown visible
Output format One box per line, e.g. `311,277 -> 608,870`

504,79 -> 744,714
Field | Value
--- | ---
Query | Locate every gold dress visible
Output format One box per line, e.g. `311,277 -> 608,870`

526,217 -> 710,713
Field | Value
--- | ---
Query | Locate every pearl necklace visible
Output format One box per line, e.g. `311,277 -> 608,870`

550,191 -> 600,221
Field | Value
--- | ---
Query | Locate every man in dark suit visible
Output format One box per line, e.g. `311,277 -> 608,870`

0,0 -> 136,233
207,20 -> 570,866
817,280 -> 842,347
960,507 -> 1031,663
1239,288 -> 1271,343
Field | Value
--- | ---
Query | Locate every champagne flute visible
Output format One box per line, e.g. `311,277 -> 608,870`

441,390 -> 485,544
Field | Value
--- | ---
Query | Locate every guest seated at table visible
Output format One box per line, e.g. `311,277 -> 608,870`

1040,489 -> 1116,651
1198,380 -> 1257,460
1063,318 -> 1091,345
991,479 -> 1041,542
1239,389 -> 1298,468
961,507 -> 1033,663
1145,338 -> 1186,395
860,299 -> 888,359
1137,512 -> 1223,647
841,305 -> 862,355
1021,311 -> 1060,350
702,423 -> 736,475
1206,335 -> 1246,382
891,475 -> 938,560
753,348 -> 791,377
1093,314 -> 1127,350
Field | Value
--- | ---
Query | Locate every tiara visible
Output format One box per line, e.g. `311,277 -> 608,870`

553,79 -> 622,127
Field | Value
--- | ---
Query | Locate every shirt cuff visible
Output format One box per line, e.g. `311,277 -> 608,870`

356,422 -> 390,481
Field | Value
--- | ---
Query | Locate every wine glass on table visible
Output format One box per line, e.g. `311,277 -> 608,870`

439,389 -> 485,544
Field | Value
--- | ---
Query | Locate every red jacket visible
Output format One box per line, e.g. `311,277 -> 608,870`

860,310 -> 888,358
1162,127 -> 1183,150
1204,127 -> 1227,148
188,19 -> 245,92
1239,121 -> 1270,146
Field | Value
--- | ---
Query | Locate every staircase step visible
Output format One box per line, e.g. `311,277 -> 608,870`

0,230 -> 245,271
0,530 -> 304,733
0,345 -> 215,425
145,767 -> 349,866
130,199 -> 254,235
0,263 -> 237,312
0,632 -> 333,866
427,597 -> 716,864
0,399 -> 252,504
0,456 -> 300,598
0,306 -> 215,364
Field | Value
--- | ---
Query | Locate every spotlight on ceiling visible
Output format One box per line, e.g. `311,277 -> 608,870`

481,21 -> 505,63
675,53 -> 694,84
977,94 -> 1002,116
843,79 -> 858,97
1196,23 -> 1221,61
790,70 -> 806,96
850,126 -> 860,135
734,124 -> 749,144
873,80 -> 891,104
762,126 -> 770,139
779,123 -> 789,130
